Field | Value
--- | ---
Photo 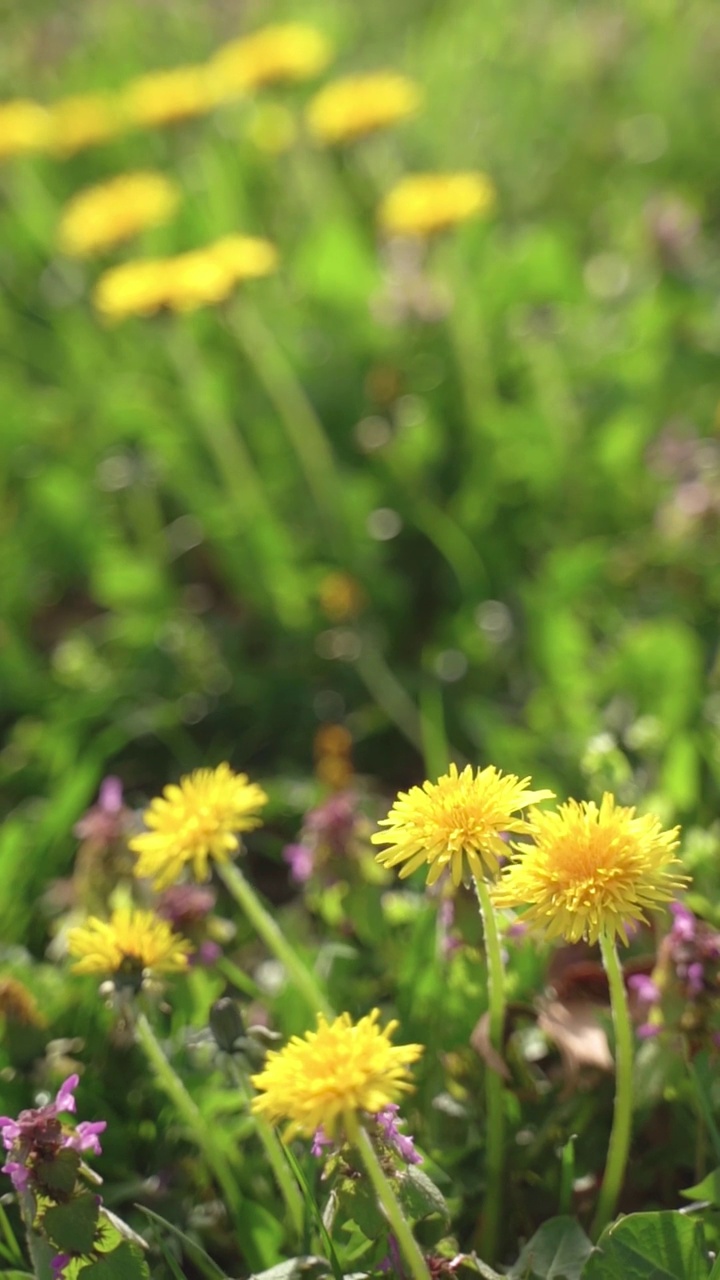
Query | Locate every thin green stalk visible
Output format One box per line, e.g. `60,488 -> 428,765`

227,301 -> 348,550
17,1190 -> 53,1280
473,874 -> 506,1265
216,860 -> 333,1019
344,1111 -> 431,1280
134,1014 -> 245,1227
227,1059 -> 305,1244
591,935 -> 634,1239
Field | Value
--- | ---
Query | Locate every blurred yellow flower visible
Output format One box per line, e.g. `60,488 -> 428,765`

210,23 -> 331,101
251,1009 -> 422,1138
49,94 -> 122,156
318,570 -> 365,622
122,66 -> 213,129
493,793 -> 686,945
306,72 -> 421,145
0,99 -> 50,160
379,172 -> 496,237
130,763 -> 268,889
93,258 -> 173,322
372,762 -> 554,888
67,906 -> 191,978
93,234 -> 278,320
58,170 -> 180,257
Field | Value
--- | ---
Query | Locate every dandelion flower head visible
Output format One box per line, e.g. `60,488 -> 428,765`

493,793 -> 686,945
0,99 -> 50,160
57,170 -> 180,258
93,257 -> 174,322
251,1009 -> 422,1139
130,763 -> 268,889
379,171 -> 496,238
49,94 -> 122,156
209,234 -> 279,283
122,66 -> 213,129
210,24 -> 332,101
372,762 -> 553,888
67,906 -> 191,979
306,71 -> 421,146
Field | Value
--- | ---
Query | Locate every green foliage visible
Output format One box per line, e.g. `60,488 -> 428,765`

582,1212 -> 712,1280
508,1218 -> 593,1280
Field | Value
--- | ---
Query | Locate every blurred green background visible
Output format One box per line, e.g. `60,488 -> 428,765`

2,0 -> 720,939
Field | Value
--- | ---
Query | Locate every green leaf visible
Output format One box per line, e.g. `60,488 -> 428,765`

681,1168 -> 720,1206
336,1176 -> 387,1240
78,1242 -> 150,1280
581,1212 -> 710,1280
41,1191 -> 99,1254
34,1148 -> 81,1197
509,1216 -> 593,1279
396,1167 -> 451,1226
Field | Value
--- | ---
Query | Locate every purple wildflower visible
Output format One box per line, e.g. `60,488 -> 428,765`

375,1104 -> 422,1165
628,974 -> 661,1008
51,1254 -> 72,1279
304,794 -> 356,856
669,902 -> 696,944
73,777 -> 129,846
157,884 -> 216,929
283,843 -> 315,884
0,1075 -> 105,1194
311,1125 -> 334,1158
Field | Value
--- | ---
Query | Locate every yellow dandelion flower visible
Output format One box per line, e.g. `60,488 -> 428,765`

251,1009 -> 422,1139
210,24 -> 331,102
122,66 -> 213,130
493,793 -> 687,946
93,257 -> 172,322
372,762 -> 554,888
48,94 -> 122,156
67,906 -> 191,978
379,171 -> 496,238
306,72 -> 421,146
58,170 -> 180,258
130,763 -> 268,890
160,247 -> 235,313
0,99 -> 50,160
208,234 -> 278,283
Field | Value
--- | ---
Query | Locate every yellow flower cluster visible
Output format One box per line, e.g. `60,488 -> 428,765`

306,72 -> 421,145
93,234 -> 278,322
0,99 -> 50,160
57,170 -> 181,257
122,66 -> 212,129
211,23 -> 332,101
130,763 -> 268,888
67,906 -> 191,978
375,765 -> 687,946
379,172 -> 497,238
49,95 -> 122,156
251,1010 -> 423,1138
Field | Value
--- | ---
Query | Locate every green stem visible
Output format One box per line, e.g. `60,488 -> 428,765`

227,301 -> 348,551
591,935 -> 634,1239
17,1191 -> 53,1280
216,860 -> 333,1019
134,1014 -> 244,1225
227,1059 -> 305,1244
473,874 -> 506,1265
344,1111 -> 430,1280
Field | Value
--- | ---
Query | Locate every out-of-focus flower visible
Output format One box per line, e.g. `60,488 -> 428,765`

245,103 -> 297,154
318,571 -> 365,623
210,24 -> 331,101
130,763 -> 268,889
0,977 -> 46,1029
74,776 -> 129,848
92,234 -> 278,322
283,843 -> 315,884
57,170 -> 180,257
0,99 -> 50,160
494,794 -> 685,945
1,1074 -> 105,1194
122,66 -> 213,129
67,906 -> 192,979
372,763 -> 553,888
283,789 -> 362,883
48,94 -> 123,156
379,172 -> 496,238
374,1102 -> 422,1165
157,884 -> 223,967
306,72 -> 421,145
314,722 -> 354,791
251,1009 -> 422,1139
311,1124 -> 334,1157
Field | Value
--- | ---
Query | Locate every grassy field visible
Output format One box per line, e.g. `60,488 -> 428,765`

2,2 -> 720,1277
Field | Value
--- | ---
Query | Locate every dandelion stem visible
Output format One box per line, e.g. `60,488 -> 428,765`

473,873 -> 506,1264
216,860 -> 333,1019
591,935 -> 634,1239
344,1111 -> 430,1280
227,1059 -> 305,1244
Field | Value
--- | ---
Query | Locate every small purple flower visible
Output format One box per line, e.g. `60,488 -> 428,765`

305,794 -> 356,856
379,1233 -> 404,1275
670,902 -> 696,944
51,1254 -> 72,1279
73,777 -> 128,845
628,974 -> 661,1008
65,1121 -> 107,1156
157,884 -> 216,929
283,843 -> 315,884
375,1104 -> 422,1165
311,1125 -> 334,1158
1,1075 -> 105,1194
191,940 -> 223,968
687,961 -> 705,997
637,1022 -> 661,1040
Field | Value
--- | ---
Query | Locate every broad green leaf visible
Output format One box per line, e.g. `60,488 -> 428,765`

681,1168 -> 720,1206
79,1242 -> 150,1280
581,1212 -> 710,1280
509,1216 -> 593,1279
42,1191 -> 99,1254
396,1167 -> 451,1225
